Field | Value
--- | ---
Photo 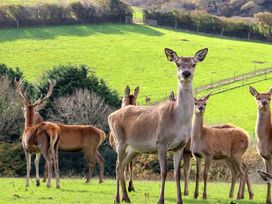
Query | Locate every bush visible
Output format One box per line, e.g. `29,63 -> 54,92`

0,0 -> 132,28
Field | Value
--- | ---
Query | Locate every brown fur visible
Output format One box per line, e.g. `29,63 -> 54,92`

108,48 -> 208,204
109,85 -> 139,192
191,95 -> 254,200
249,86 -> 272,204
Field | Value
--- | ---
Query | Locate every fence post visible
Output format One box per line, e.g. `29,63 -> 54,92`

16,19 -> 19,29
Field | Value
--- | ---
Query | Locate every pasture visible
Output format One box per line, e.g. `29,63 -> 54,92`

0,178 -> 267,204
0,23 -> 271,135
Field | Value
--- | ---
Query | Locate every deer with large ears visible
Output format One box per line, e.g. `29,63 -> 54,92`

16,79 -> 61,188
249,86 -> 272,204
191,94 -> 253,200
109,85 -> 139,192
108,47 -> 208,204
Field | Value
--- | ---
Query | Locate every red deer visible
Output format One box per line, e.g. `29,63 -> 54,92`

249,86 -> 272,204
191,94 -> 253,200
16,79 -> 60,188
109,85 -> 139,192
108,48 -> 208,204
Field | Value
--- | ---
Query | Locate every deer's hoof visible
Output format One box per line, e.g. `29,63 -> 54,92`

266,199 -> 272,204
128,185 -> 135,192
194,193 -> 198,199
122,196 -> 131,203
184,191 -> 189,196
157,199 -> 164,204
249,193 -> 254,200
203,194 -> 207,200
36,181 -> 40,187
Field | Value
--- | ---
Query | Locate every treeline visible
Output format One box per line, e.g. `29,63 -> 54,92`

0,0 -> 132,28
144,10 -> 272,41
0,64 -> 120,177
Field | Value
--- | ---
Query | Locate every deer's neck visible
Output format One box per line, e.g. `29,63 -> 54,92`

256,108 -> 272,141
176,82 -> 194,116
25,110 -> 35,129
192,114 -> 204,141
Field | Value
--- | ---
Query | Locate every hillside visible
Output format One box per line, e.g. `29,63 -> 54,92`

125,0 -> 272,17
0,23 -> 271,135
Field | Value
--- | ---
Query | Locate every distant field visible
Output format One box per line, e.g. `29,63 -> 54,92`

0,24 -> 271,104
0,178 -> 267,204
0,0 -> 75,5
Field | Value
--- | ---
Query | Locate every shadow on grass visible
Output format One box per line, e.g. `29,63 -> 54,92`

0,24 -> 163,42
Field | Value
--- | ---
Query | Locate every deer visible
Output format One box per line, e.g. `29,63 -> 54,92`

249,86 -> 272,204
168,91 -> 192,197
109,85 -> 139,192
191,94 -> 254,200
16,79 -> 61,188
108,47 -> 209,204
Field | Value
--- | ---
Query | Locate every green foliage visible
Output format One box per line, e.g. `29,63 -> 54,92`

37,64 -> 120,112
144,9 -> 270,41
0,0 -> 131,28
0,64 -> 22,87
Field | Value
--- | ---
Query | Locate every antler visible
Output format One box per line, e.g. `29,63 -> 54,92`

15,78 -> 31,105
33,79 -> 56,107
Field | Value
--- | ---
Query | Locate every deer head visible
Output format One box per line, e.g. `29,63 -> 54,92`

16,78 -> 56,127
121,85 -> 139,107
165,48 -> 208,84
193,93 -> 211,116
249,86 -> 272,112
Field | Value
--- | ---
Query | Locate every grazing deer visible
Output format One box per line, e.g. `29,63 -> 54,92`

191,94 -> 254,200
108,47 -> 208,204
16,79 -> 61,188
109,85 -> 139,192
168,91 -> 192,196
249,86 -> 272,204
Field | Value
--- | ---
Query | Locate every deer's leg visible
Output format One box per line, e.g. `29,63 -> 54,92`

183,152 -> 191,196
115,144 -> 126,204
243,163 -> 254,199
157,144 -> 168,204
265,158 -> 272,204
173,148 -> 183,204
53,145 -> 60,189
35,153 -> 41,187
225,159 -> 237,199
119,150 -> 138,202
43,162 -> 48,182
232,156 -> 245,200
194,157 -> 202,199
128,160 -> 135,192
95,151 -> 105,184
85,149 -> 96,184
25,151 -> 31,187
203,156 -> 212,200
40,147 -> 52,188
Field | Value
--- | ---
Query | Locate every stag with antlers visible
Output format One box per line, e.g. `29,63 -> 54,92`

16,79 -> 60,188
108,48 -> 208,204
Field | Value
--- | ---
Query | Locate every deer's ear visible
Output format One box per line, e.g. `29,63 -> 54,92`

165,48 -> 178,62
168,91 -> 175,101
124,85 -> 130,96
134,86 -> 139,98
204,93 -> 212,100
194,48 -> 208,63
249,86 -> 258,97
193,97 -> 197,102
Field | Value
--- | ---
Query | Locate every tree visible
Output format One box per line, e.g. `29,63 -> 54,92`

254,12 -> 272,36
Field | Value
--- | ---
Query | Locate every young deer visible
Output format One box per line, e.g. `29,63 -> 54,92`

109,85 -> 139,192
108,48 -> 208,204
168,91 -> 192,196
16,79 -> 61,188
249,86 -> 272,204
191,94 -> 254,200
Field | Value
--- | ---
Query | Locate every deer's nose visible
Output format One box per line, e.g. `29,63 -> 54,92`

199,107 -> 204,111
262,101 -> 267,106
182,71 -> 191,78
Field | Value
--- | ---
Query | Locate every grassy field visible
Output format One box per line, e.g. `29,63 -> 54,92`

0,178 -> 268,204
0,24 -> 271,103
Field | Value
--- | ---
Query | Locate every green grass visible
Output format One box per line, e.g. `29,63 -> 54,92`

0,178 -> 268,204
203,76 -> 272,136
0,23 -> 271,104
